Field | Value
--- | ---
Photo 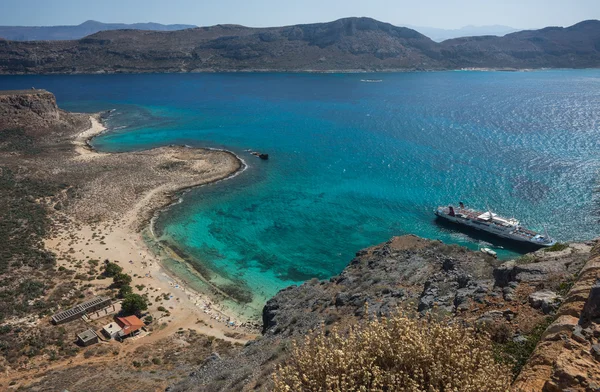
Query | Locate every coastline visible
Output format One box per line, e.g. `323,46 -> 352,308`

45,114 -> 260,345
0,67 -> 576,76
81,115 -> 260,318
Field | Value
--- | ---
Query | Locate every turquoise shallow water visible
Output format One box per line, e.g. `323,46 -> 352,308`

1,71 -> 599,313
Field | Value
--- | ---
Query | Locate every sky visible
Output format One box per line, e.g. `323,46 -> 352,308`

0,0 -> 598,29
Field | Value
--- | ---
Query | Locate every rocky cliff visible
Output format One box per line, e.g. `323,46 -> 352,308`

171,235 -> 597,391
440,20 -> 600,69
0,89 -> 86,135
513,244 -> 600,391
0,90 -> 59,128
0,18 -> 599,74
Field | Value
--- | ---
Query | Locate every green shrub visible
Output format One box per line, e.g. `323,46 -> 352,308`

118,285 -> 133,298
121,294 -> 148,316
557,280 -> 575,296
542,243 -> 569,252
515,254 -> 537,264
103,262 -> 123,277
493,317 -> 553,378
112,273 -> 132,288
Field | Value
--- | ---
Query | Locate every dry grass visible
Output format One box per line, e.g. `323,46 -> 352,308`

273,312 -> 512,392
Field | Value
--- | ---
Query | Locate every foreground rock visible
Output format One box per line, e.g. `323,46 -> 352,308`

172,236 -> 594,391
529,290 -> 562,314
513,244 -> 600,392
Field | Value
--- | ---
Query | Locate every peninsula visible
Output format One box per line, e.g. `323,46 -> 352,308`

0,90 -> 257,389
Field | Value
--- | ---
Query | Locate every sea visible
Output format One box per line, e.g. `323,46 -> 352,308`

2,71 -> 599,315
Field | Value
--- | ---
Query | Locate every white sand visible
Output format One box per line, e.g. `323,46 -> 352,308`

45,116 -> 257,345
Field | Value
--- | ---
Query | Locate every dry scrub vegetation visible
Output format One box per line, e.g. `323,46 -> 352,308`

273,312 -> 512,392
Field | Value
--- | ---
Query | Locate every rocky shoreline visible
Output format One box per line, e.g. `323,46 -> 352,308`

172,235 -> 599,391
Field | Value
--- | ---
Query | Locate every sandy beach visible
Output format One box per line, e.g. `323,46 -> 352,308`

45,115 -> 257,345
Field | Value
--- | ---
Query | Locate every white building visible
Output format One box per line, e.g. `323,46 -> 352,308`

101,322 -> 122,339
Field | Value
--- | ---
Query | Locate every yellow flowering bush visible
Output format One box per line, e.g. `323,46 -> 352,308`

273,313 -> 511,392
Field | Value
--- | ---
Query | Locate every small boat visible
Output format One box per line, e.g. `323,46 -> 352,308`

250,151 -> 269,160
435,202 -> 556,248
360,79 -> 383,83
480,247 -> 497,258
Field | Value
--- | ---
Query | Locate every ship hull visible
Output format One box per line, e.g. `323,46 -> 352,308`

434,211 -> 554,249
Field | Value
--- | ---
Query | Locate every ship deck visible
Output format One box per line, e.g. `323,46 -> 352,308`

452,207 -> 539,239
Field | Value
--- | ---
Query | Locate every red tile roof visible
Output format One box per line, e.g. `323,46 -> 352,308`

116,315 -> 145,335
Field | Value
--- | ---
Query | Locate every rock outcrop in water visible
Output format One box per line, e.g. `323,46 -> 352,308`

171,235 -> 597,391
0,18 -> 599,74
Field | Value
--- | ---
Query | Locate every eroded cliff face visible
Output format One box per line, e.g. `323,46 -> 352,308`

0,89 -> 89,137
0,90 -> 90,158
513,244 -> 600,392
0,90 -> 59,128
172,235 -> 595,391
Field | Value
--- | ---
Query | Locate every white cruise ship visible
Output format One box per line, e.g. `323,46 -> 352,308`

435,202 -> 556,247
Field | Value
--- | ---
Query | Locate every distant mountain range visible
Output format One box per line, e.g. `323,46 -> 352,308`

0,17 -> 598,74
405,24 -> 520,42
0,20 -> 196,41
0,20 -> 521,42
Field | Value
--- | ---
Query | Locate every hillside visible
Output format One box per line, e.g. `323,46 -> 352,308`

407,24 -> 519,42
0,20 -> 196,41
440,20 -> 600,68
0,18 -> 599,74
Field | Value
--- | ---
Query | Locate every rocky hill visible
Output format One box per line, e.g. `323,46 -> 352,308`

0,20 -> 196,41
408,24 -> 519,42
0,89 -> 61,129
171,235 -> 598,391
440,20 -> 600,69
0,18 -> 598,74
513,246 -> 600,391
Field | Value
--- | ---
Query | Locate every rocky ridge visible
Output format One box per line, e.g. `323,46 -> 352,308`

172,235 -> 597,391
0,18 -> 599,74
514,245 -> 600,391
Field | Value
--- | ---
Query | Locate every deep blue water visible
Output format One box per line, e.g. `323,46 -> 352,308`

2,71 -> 599,312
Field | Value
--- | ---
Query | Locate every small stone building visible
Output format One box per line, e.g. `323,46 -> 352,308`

77,329 -> 98,347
